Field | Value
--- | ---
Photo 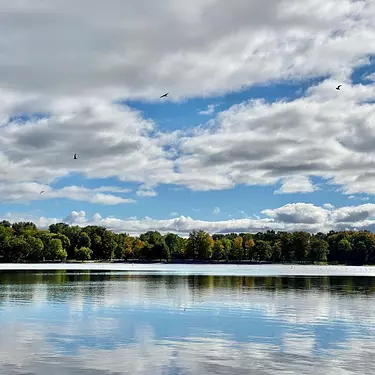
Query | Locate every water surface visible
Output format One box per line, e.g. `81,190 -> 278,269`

1,269 -> 375,374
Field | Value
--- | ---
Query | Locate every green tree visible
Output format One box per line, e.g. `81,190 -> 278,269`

212,239 -> 225,260
100,230 -> 117,260
232,236 -> 244,260
293,232 -> 311,261
244,238 -> 255,260
221,238 -> 232,261
123,236 -> 134,259
48,239 -> 67,261
77,232 -> 91,249
74,246 -> 92,261
271,240 -> 282,262
252,240 -> 272,261
25,237 -> 44,262
90,233 -> 102,259
280,233 -> 294,262
0,220 -> 11,227
0,225 -> 14,259
2,236 -> 29,262
165,233 -> 183,255
310,237 -> 328,263
49,223 -> 69,234
338,238 -> 352,263
140,231 -> 170,260
11,222 -> 37,236
186,230 -> 214,260
54,233 -> 71,251
133,238 -> 146,259
114,233 -> 126,260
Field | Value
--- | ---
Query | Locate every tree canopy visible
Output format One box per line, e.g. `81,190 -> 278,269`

0,221 -> 375,265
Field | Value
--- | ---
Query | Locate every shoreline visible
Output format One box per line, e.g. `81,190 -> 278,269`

1,263 -> 375,277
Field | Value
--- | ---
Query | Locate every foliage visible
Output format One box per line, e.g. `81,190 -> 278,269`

74,246 -> 92,261
1,221 -> 375,265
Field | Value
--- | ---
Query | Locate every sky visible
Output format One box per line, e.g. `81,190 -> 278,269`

1,0 -> 375,236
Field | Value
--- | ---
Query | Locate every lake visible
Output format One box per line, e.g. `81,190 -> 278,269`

1,265 -> 375,374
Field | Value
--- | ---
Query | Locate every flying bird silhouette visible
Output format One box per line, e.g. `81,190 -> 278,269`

73,153 -> 77,159
336,85 -> 342,90
40,190 -> 44,194
160,92 -> 169,98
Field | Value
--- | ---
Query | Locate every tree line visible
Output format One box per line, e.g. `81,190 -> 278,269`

1,220 -> 375,265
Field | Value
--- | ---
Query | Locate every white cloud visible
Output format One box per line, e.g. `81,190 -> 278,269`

198,104 -> 219,115
363,72 -> 375,82
172,78 -> 375,193
0,0 -> 374,100
348,195 -> 370,201
0,0 -> 375,204
274,176 -> 318,194
136,188 -> 158,197
4,202 -> 375,236
323,203 -> 335,209
212,207 -> 220,214
0,182 -> 135,205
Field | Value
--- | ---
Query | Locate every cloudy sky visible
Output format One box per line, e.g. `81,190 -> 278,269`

1,0 -> 375,235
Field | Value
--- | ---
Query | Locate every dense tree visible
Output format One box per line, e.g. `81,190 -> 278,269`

231,236 -> 244,260
310,237 -> 328,263
140,231 -> 170,260
2,220 -> 375,265
47,239 -> 67,261
165,233 -> 184,255
252,240 -> 272,261
74,246 -> 92,261
244,238 -> 255,260
53,233 -> 71,252
271,240 -> 282,262
212,239 -> 225,260
77,232 -> 91,249
221,238 -> 232,261
280,233 -> 294,263
11,222 -> 37,236
293,232 -> 311,261
186,230 -> 214,260
25,237 -> 44,262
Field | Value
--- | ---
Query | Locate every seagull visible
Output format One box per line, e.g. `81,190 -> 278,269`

160,92 -> 169,98
336,85 -> 342,90
40,190 -> 44,194
73,153 -> 77,159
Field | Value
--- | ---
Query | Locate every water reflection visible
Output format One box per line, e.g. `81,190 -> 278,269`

0,271 -> 375,374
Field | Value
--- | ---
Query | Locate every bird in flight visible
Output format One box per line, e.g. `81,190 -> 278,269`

160,92 -> 169,98
40,190 -> 44,194
73,153 -> 77,159
336,85 -> 342,90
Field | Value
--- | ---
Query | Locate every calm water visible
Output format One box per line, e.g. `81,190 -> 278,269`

1,266 -> 375,374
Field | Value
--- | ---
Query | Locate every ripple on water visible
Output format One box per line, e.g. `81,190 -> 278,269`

0,271 -> 375,374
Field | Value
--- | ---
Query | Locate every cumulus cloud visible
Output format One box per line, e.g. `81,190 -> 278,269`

0,0 -> 373,100
198,104 -> 220,115
4,202 -> 375,236
363,72 -> 375,82
348,195 -> 370,201
0,182 -> 135,205
136,188 -> 158,197
0,0 -> 375,207
274,176 -> 318,194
